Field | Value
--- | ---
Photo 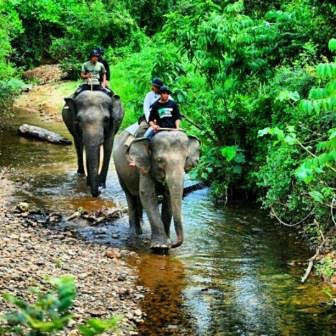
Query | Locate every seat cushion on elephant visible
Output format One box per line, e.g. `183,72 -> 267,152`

125,123 -> 139,136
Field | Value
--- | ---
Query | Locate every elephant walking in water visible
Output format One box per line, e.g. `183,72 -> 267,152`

62,91 -> 124,197
113,130 -> 200,251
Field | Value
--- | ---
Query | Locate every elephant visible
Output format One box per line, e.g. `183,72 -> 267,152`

113,129 -> 200,251
62,91 -> 124,197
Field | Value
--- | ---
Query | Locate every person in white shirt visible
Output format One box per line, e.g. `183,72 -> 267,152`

143,78 -> 163,122
125,78 -> 165,138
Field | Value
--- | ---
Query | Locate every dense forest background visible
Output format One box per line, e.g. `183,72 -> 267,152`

0,0 -> 335,249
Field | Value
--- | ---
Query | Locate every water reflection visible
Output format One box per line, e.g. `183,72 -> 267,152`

180,190 -> 336,335
129,254 -> 195,336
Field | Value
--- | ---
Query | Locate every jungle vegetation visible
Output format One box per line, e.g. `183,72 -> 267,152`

0,0 -> 335,250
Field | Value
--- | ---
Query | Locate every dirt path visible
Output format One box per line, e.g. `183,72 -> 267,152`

14,80 -> 78,122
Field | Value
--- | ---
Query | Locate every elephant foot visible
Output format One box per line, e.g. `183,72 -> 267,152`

99,181 -> 106,188
150,236 -> 171,250
91,190 -> 101,197
151,247 -> 169,255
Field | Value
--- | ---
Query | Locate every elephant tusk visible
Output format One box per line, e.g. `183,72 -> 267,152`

83,147 -> 88,177
98,145 -> 104,175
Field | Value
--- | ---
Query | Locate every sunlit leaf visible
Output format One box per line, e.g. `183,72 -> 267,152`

309,190 -> 324,203
328,38 -> 336,52
258,127 -> 270,137
220,146 -> 237,161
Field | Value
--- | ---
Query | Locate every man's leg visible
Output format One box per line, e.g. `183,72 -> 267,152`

144,127 -> 155,139
73,84 -> 89,98
135,121 -> 149,138
96,85 -> 113,97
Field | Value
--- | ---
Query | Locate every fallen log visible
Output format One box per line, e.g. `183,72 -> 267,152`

18,124 -> 72,145
183,182 -> 207,197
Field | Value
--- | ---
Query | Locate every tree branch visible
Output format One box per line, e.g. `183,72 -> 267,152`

270,207 -> 314,227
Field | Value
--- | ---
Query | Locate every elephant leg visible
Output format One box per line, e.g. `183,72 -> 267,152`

136,196 -> 143,226
161,192 -> 172,238
99,137 -> 114,187
125,192 -> 142,236
74,137 -> 84,174
139,174 -> 170,249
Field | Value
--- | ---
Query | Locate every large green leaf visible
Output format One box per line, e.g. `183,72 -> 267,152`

328,38 -> 336,52
220,146 -> 237,162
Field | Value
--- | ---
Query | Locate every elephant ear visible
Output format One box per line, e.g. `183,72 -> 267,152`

185,135 -> 200,172
62,98 -> 78,135
64,97 -> 77,115
129,138 -> 151,174
110,95 -> 124,133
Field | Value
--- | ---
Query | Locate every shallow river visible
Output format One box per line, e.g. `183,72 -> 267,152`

1,110 -> 336,336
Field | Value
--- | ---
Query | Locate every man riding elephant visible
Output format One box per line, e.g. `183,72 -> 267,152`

144,85 -> 180,139
74,49 -> 112,98
124,78 -> 172,145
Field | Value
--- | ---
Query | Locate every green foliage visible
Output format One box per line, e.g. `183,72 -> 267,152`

0,79 -> 25,110
315,256 -> 336,280
109,42 -> 160,128
0,276 -> 76,335
158,0 -> 328,198
126,0 -> 177,35
79,317 -> 119,336
0,276 -> 119,336
256,38 -> 336,244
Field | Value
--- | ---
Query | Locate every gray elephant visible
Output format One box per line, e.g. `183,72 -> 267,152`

113,129 -> 200,251
62,91 -> 124,197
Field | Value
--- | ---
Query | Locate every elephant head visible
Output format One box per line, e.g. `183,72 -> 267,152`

129,130 -> 200,248
63,91 -> 123,197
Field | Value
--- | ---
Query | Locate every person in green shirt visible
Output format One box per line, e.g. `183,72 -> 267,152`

74,49 -> 112,97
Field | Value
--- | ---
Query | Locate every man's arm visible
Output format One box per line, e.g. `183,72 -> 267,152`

104,60 -> 110,81
100,64 -> 107,87
143,93 -> 152,121
148,105 -> 160,131
101,73 -> 107,88
81,63 -> 91,79
172,102 -> 181,129
81,72 -> 91,79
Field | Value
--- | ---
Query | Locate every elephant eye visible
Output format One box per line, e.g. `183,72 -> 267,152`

103,116 -> 110,123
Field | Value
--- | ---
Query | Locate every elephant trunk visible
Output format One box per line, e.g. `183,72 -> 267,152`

83,143 -> 104,197
167,173 -> 184,248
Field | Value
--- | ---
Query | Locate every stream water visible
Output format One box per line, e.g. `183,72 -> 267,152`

1,109 -> 336,336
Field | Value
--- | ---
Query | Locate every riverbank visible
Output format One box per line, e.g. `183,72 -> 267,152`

0,168 -> 144,335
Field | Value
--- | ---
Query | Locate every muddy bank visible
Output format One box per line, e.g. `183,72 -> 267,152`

0,169 -> 143,335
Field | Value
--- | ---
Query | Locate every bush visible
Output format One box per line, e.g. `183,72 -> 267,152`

0,276 -> 120,336
0,78 -> 25,110
256,38 -> 336,245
